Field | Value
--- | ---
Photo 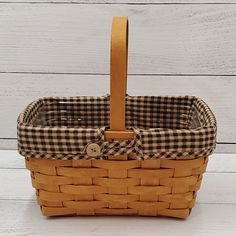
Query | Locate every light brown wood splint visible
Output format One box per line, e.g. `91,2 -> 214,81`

27,156 -> 208,218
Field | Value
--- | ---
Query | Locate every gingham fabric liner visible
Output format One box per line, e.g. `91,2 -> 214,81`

17,95 -> 217,160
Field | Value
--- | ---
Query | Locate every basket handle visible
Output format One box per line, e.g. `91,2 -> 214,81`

104,16 -> 134,141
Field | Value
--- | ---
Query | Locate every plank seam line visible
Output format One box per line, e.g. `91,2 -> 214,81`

0,199 -> 36,201
197,202 -> 236,205
1,71 -> 236,77
0,2 -> 236,5
0,168 -> 26,170
216,142 -> 236,145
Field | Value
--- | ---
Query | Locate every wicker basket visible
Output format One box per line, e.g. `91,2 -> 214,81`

17,17 -> 217,219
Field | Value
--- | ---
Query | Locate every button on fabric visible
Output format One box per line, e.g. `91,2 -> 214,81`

86,143 -> 101,157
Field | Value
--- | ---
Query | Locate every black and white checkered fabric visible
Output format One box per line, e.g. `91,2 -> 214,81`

17,95 -> 217,160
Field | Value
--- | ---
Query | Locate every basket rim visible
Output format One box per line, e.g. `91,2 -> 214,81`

18,95 -> 216,128
17,95 -> 217,160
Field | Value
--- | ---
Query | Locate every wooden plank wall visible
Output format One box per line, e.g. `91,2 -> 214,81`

0,1 -> 235,152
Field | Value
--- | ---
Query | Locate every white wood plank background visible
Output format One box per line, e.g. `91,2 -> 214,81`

0,2 -> 236,151
0,150 -> 236,236
1,4 -> 236,74
2,1 -> 236,3
0,201 -> 235,236
0,1 -> 236,235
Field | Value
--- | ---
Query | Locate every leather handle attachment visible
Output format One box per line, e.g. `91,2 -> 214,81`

104,16 -> 134,141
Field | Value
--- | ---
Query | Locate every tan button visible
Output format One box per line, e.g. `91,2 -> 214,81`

86,143 -> 101,157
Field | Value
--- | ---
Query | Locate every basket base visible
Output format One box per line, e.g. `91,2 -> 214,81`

41,206 -> 191,219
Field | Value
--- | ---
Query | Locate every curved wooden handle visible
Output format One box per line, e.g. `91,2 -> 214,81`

110,16 -> 128,131
105,16 -> 134,141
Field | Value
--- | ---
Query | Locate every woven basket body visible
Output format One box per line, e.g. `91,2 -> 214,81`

17,17 -> 216,219
26,156 -> 208,219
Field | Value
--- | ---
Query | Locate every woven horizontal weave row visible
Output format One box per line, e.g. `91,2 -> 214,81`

26,155 -> 208,219
17,95 -> 217,160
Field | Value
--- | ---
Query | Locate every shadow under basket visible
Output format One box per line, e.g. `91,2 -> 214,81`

17,17 -> 217,219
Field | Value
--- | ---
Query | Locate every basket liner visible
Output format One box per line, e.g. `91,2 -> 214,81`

17,95 -> 216,160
